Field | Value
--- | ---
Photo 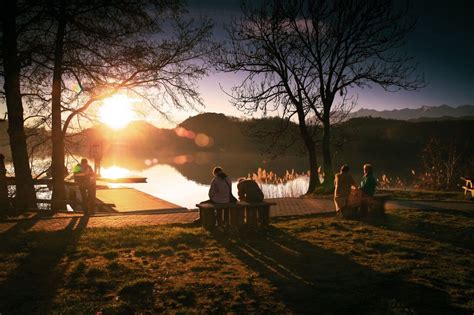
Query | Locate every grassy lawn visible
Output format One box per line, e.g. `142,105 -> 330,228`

0,207 -> 473,314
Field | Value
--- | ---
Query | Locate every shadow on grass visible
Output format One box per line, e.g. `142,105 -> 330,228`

363,211 -> 474,251
391,199 -> 474,219
212,226 -> 466,314
0,215 -> 89,314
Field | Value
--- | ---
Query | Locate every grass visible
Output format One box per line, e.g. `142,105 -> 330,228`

0,208 -> 473,314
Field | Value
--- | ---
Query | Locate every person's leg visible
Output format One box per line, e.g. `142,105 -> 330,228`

79,186 -> 88,214
87,183 -> 96,214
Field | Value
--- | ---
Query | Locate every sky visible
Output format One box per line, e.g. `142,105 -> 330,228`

180,0 -> 474,123
1,0 -> 473,128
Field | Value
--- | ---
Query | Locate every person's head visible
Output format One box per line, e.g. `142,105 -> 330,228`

81,158 -> 88,166
363,163 -> 373,175
212,166 -> 223,176
340,164 -> 350,173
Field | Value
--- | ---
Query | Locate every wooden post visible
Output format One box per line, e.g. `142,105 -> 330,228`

258,206 -> 270,225
0,154 -> 10,211
230,206 -> 244,227
246,207 -> 258,226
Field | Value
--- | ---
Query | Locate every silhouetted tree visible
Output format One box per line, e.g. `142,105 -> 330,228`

218,0 -> 423,192
0,0 -> 39,209
26,0 -> 213,210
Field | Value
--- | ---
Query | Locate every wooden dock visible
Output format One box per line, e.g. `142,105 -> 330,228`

95,187 -> 187,214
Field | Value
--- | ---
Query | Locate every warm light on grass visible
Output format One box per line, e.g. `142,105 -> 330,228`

99,94 -> 137,129
101,166 -> 129,179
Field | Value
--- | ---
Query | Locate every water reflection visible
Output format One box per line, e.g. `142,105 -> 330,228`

103,163 -> 309,209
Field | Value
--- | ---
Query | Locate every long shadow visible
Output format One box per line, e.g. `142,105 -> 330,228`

363,210 -> 474,251
0,215 -> 89,314
212,227 -> 467,314
391,200 -> 474,218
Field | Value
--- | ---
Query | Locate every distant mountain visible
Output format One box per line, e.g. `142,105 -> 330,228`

351,104 -> 474,120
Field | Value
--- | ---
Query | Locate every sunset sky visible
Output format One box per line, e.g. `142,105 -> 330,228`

1,0 -> 472,128
189,0 -> 473,118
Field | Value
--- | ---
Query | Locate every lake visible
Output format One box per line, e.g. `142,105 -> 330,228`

79,152 -> 310,209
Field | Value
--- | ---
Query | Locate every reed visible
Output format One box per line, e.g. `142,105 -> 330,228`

247,168 -> 310,198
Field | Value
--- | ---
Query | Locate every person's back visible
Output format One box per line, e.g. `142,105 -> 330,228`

334,172 -> 355,198
360,164 -> 376,196
334,164 -> 356,213
209,170 -> 232,203
237,179 -> 264,202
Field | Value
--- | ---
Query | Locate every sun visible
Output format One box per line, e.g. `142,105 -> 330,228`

99,94 -> 137,129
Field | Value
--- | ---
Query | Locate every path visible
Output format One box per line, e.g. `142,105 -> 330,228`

0,198 -> 472,233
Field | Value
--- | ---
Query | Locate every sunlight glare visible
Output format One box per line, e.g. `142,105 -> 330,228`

99,94 -> 137,129
100,166 -> 129,179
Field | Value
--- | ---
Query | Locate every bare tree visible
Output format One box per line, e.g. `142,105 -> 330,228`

24,0 -> 214,210
0,0 -> 41,209
218,0 -> 423,192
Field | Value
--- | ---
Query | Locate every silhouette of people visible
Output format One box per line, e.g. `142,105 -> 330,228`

237,178 -> 264,202
73,158 -> 96,214
359,163 -> 377,215
334,164 -> 357,215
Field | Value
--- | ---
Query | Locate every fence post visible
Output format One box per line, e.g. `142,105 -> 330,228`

0,154 -> 10,211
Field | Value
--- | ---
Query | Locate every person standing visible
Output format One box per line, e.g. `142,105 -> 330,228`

334,164 -> 357,215
359,164 -> 377,215
73,158 -> 96,214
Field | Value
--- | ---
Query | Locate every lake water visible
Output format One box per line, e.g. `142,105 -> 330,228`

96,152 -> 310,209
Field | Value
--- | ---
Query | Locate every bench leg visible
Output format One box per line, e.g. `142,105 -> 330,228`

223,208 -> 230,226
201,208 -> 216,229
230,207 -> 244,227
258,206 -> 270,225
246,207 -> 258,227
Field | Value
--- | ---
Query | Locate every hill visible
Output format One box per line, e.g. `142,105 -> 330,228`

351,104 -> 474,120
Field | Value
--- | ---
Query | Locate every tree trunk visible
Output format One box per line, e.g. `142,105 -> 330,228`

1,0 -> 37,210
306,141 -> 320,194
294,109 -> 321,194
321,115 -> 334,188
51,15 -> 66,211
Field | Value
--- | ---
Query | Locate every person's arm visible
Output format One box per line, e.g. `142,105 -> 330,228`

237,182 -> 245,199
208,178 -> 218,199
349,175 -> 357,189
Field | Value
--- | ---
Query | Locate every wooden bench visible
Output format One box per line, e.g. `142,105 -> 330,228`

196,201 -> 277,229
461,177 -> 473,199
345,193 -> 389,218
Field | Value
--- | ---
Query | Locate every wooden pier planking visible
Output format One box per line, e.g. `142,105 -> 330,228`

95,187 -> 187,214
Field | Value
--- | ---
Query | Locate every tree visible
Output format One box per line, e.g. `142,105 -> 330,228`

28,0 -> 213,210
0,0 -> 39,209
218,0 -> 423,192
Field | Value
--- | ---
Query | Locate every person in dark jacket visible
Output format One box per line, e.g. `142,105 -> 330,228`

237,178 -> 264,202
359,163 -> 376,215
73,158 -> 96,214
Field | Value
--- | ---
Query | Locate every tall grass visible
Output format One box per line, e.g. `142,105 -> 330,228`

246,168 -> 310,198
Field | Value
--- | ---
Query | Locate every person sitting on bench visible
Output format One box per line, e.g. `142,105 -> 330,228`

194,166 -> 235,224
334,164 -> 357,216
73,158 -> 96,215
237,178 -> 264,202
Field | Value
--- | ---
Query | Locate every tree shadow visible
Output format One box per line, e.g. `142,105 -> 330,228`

0,215 -> 89,314
362,211 -> 474,251
212,226 -> 467,314
392,200 -> 474,219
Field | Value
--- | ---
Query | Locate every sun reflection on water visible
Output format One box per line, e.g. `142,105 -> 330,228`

100,166 -> 130,179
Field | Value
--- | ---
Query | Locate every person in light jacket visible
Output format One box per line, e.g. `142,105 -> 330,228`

334,164 -> 357,214
208,166 -> 233,203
